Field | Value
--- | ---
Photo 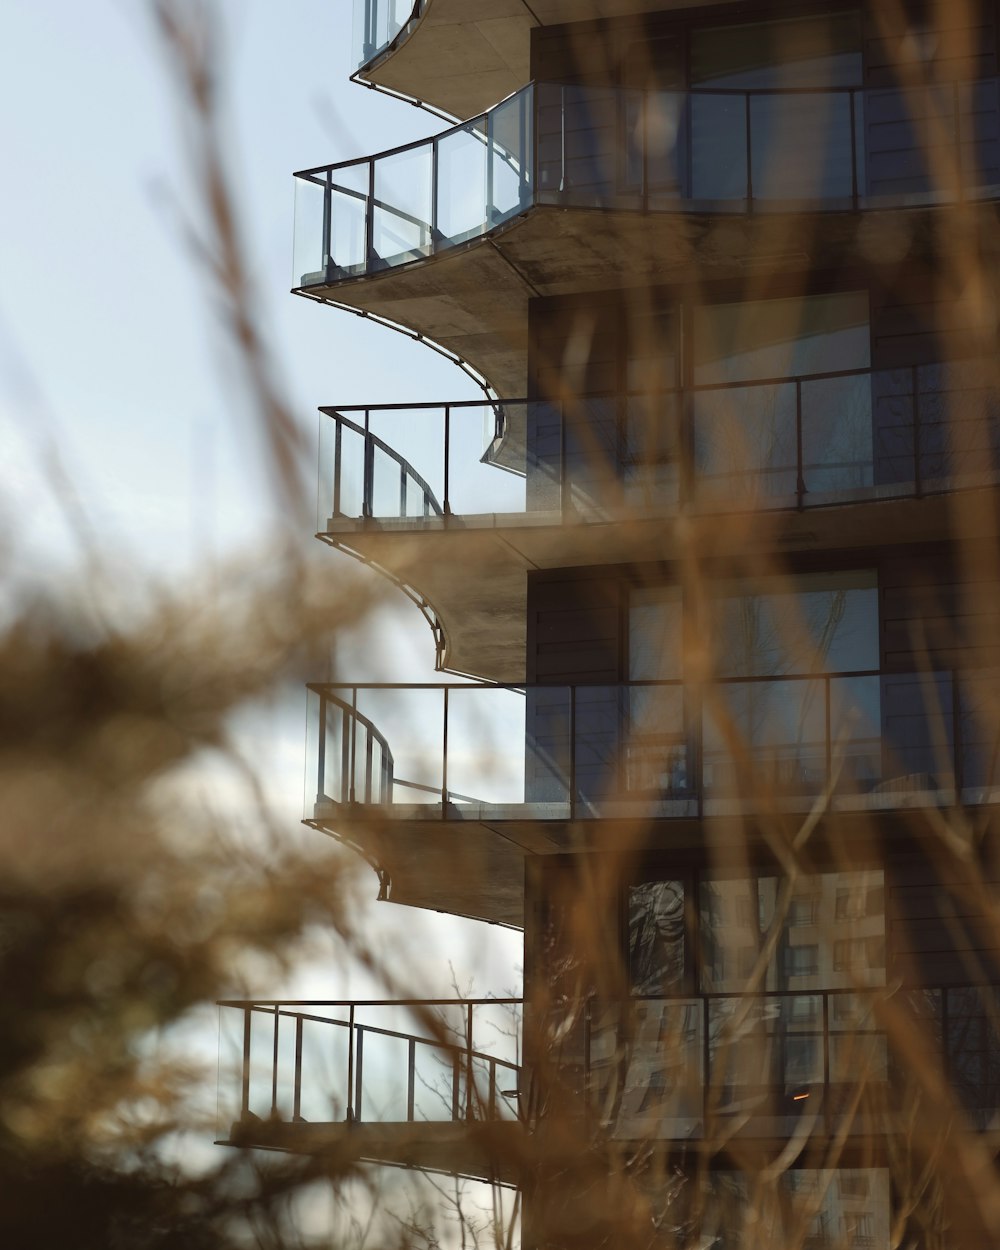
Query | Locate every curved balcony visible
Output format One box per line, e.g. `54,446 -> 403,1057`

316,365 -> 1000,681
294,79 -> 1000,391
219,996 -> 522,1180
305,671 -> 1000,924
218,984 -> 1000,1170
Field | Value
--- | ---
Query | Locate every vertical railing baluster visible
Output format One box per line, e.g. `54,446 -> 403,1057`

241,1007 -> 252,1119
559,84 -> 567,194
796,377 -> 805,506
850,89 -> 859,208
466,1002 -> 474,1121
322,171 -> 333,279
953,669 -> 963,799
332,418 -> 343,518
745,93 -> 753,207
366,159 -> 376,272
702,994 -> 710,1130
341,705 -> 351,805
407,1038 -> 416,1122
399,462 -> 406,518
488,1059 -> 497,1121
442,687 -> 450,811
825,675 -> 832,788
349,690 -> 359,804
355,1025 -> 365,1122
430,137 -> 439,249
365,730 -> 374,804
363,409 -> 374,518
822,992 -> 830,1136
444,405 -> 452,517
346,1005 -> 356,1122
293,1015 -> 303,1122
316,692 -> 327,803
486,109 -> 495,225
452,1051 -> 461,1120
914,364 -> 923,498
569,685 -> 577,820
270,1007 -> 280,1118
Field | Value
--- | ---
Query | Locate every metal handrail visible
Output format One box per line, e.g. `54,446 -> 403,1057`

318,361 -> 1000,522
320,408 -> 445,520
294,77 -> 1000,286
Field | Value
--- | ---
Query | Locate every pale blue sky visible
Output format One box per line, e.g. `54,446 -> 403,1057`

0,1 -> 521,996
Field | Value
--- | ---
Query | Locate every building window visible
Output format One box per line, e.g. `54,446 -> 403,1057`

629,879 -> 685,994
788,895 -> 819,927
785,943 -> 820,978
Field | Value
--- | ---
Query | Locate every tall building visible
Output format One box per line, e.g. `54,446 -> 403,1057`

222,3 -> 1000,1246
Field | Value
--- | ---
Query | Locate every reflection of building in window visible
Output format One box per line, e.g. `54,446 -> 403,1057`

629,880 -> 685,994
784,943 -> 819,978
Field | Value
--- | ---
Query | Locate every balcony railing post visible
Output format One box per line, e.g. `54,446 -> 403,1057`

355,1025 -> 365,1122
825,675 -> 832,788
332,417 -> 343,518
822,992 -> 830,1136
270,1007 -> 280,1118
796,377 -> 806,506
293,1014 -> 303,1122
323,171 -> 333,281
452,1050 -> 461,1120
362,409 -> 374,519
407,1037 -> 416,1122
745,93 -> 753,208
569,685 -> 577,820
466,1002 -> 475,1121
559,84 -> 567,194
488,1058 -> 497,1121
953,669 -> 964,798
442,687 -> 449,812
241,1006 -> 252,1119
365,159 -> 376,273
346,1004 -> 356,1122
316,692 -> 327,803
347,691 -> 359,804
914,366 -> 923,498
954,80 -> 963,201
443,405 -> 452,517
430,136 -> 439,249
341,704 -> 351,805
850,89 -> 859,209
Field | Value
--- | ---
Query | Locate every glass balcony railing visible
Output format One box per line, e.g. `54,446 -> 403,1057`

305,670 -> 1000,823
218,985 -> 1000,1146
318,363 -> 1000,530
218,998 -> 522,1135
351,0 -> 425,72
294,79 -> 1000,286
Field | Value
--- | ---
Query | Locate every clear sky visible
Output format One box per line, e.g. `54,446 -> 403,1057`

0,1 -> 522,997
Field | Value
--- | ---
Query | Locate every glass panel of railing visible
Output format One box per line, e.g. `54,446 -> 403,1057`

962,78 -> 1000,196
623,393 -> 681,511
829,674 -> 882,795
946,985 -> 1000,1128
524,686 -> 572,814
920,359 -> 1000,486
607,683 -> 687,818
329,166 -> 369,276
872,367 -> 917,488
366,407 -> 445,521
355,686 -> 444,807
294,1012 -> 349,1123
862,83 -> 959,204
959,669 -> 1000,795
880,671 -> 955,796
750,90 -> 855,204
352,0 -> 417,70
703,677 -> 828,798
318,412 -> 366,525
489,86 -> 533,222
293,175 -> 328,286
615,997 -> 704,1139
447,402 -> 526,516
436,120 -> 488,247
801,372 -> 874,494
643,91 -> 688,206
372,145 -> 432,269
690,94 -> 748,202
525,400 -> 564,514
693,381 -> 798,502
442,686 -> 531,816
217,1006 -> 246,1137
708,995 -> 824,1136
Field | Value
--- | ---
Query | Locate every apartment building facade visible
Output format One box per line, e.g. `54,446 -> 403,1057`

222,3 -> 1000,1246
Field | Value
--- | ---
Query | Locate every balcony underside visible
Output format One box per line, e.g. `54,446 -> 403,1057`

321,487 -> 1000,683
309,799 -> 1000,929
224,1117 -> 523,1184
298,202 -> 999,402
223,1110 -> 990,1181
361,1 -> 704,119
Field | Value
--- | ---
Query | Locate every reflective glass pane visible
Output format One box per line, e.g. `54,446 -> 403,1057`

629,881 -> 685,994
292,175 -> 327,285
437,120 -> 487,244
750,91 -> 855,202
372,146 -> 432,267
801,373 -> 874,492
690,94 -> 747,200
694,381 -> 797,498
